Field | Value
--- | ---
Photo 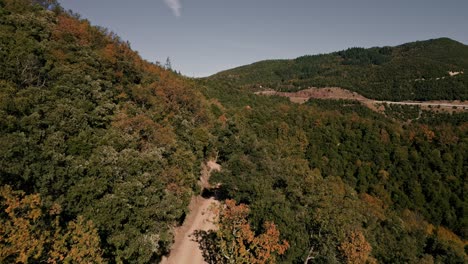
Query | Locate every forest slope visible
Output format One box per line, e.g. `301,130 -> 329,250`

0,1 -> 467,264
211,38 -> 468,101
0,1 -> 215,263
200,76 -> 467,263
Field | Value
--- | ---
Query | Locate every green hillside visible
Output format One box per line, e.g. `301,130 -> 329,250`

211,38 -> 468,101
0,1 -> 467,264
200,77 -> 467,263
0,1 -> 214,262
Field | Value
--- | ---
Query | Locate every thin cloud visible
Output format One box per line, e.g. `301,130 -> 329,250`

164,0 -> 182,17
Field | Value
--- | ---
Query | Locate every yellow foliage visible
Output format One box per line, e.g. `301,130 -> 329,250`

436,227 -> 467,257
0,186 -> 47,263
0,185 -> 105,263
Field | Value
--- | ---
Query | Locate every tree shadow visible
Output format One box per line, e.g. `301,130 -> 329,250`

192,230 -> 223,264
201,185 -> 229,201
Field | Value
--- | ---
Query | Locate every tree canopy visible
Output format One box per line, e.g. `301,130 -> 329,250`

0,1 -> 466,263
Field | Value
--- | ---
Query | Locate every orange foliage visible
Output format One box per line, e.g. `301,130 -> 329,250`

141,61 -> 162,75
116,92 -> 128,100
380,128 -> 390,143
214,200 -> 289,263
120,43 -> 138,65
408,129 -> 417,142
350,113 -> 361,123
113,112 -> 176,148
420,125 -> 435,142
52,15 -> 92,46
426,224 -> 435,235
152,76 -> 207,122
359,193 -> 386,220
218,114 -> 227,125
102,43 -> 118,64
435,227 -> 467,256
339,230 -> 372,264
253,222 -> 289,263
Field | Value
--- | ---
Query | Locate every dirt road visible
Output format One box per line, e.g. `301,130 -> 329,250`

255,87 -> 468,112
160,197 -> 219,264
160,161 -> 221,264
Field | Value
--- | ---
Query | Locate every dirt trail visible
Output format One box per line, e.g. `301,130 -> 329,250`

160,197 -> 218,264
160,161 -> 221,264
255,87 -> 468,112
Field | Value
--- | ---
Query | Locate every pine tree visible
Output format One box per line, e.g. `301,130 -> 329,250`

165,57 -> 172,70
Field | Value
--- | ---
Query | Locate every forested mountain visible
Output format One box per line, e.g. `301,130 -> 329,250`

211,38 -> 468,101
201,78 -> 467,263
0,1 -> 467,264
0,1 -> 215,262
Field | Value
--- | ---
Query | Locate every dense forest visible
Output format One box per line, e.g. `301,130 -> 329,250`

200,79 -> 467,263
0,1 -> 467,263
0,1 -> 215,262
211,38 -> 468,101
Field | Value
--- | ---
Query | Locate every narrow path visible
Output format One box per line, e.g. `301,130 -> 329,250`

160,161 -> 221,264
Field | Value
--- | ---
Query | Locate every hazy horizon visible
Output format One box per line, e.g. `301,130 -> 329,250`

58,0 -> 468,77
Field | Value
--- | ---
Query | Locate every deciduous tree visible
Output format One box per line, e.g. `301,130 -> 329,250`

195,199 -> 289,264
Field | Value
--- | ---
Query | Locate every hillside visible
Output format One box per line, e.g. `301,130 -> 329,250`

0,1 -> 214,263
0,1 -> 467,264
211,38 -> 468,101
200,75 -> 468,263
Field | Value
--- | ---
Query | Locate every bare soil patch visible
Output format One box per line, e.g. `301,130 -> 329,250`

255,87 -> 468,113
256,87 -> 367,102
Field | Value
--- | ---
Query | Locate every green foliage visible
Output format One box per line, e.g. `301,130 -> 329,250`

211,38 -> 468,101
306,99 -> 378,116
383,104 -> 421,121
1,1 -> 466,264
417,111 -> 468,126
201,79 -> 467,263
0,1 -> 213,263
337,47 -> 392,65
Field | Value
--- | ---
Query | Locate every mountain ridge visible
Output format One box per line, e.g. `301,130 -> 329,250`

210,37 -> 468,101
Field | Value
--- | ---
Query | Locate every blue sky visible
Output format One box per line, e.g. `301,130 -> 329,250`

58,0 -> 468,77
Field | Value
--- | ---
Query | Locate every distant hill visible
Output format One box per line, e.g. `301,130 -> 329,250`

210,38 -> 468,101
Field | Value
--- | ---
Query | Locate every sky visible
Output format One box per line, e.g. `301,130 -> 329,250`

58,0 -> 468,77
